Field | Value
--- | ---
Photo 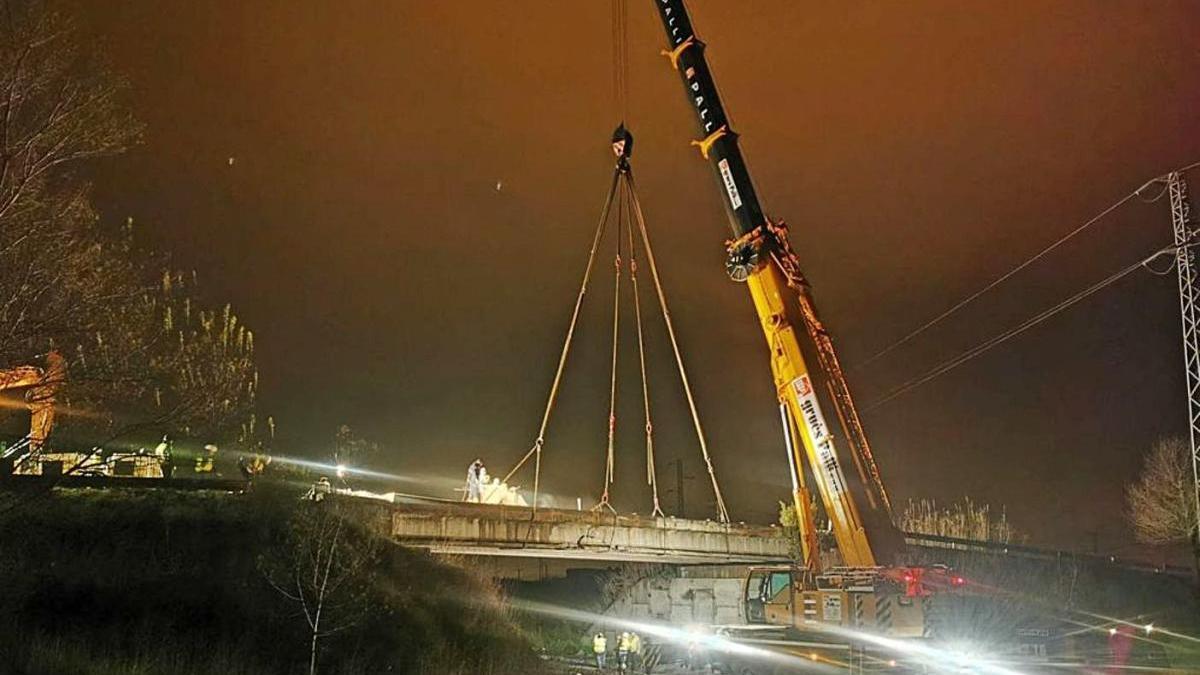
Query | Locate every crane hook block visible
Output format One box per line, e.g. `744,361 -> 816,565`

612,124 -> 634,171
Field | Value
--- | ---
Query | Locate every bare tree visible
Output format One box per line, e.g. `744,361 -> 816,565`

0,2 -> 257,461
0,1 -> 138,226
0,0 -> 141,365
1127,437 -> 1197,545
260,502 -> 380,675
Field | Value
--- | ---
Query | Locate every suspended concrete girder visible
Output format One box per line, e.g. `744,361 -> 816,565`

388,500 -> 791,565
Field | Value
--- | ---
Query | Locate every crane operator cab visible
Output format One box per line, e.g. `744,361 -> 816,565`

746,565 -> 963,639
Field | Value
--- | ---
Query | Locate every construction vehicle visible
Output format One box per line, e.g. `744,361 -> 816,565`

0,351 -> 64,472
647,0 -> 954,650
0,351 -> 174,479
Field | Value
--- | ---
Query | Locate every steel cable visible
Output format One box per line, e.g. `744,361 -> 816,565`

597,182 -> 623,511
502,170 -> 622,511
626,171 -> 730,523
866,243 -> 1184,410
857,162 -> 1200,371
624,179 -> 665,517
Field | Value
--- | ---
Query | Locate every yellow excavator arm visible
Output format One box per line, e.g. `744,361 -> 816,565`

0,351 -> 64,453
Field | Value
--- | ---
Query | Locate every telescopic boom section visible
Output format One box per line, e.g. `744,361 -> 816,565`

650,0 -> 903,568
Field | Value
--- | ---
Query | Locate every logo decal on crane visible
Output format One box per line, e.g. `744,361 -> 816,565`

792,375 -> 846,497
718,159 -> 743,210
794,376 -> 813,397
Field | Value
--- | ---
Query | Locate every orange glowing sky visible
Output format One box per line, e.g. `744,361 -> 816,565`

76,1 -> 1200,552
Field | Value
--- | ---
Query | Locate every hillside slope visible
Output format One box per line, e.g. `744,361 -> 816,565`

0,487 -> 539,675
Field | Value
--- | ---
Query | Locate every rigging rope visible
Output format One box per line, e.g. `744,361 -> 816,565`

502,170 -> 622,510
855,161 -> 1200,371
593,0 -> 631,513
505,153 -> 729,522
626,172 -> 730,523
866,242 -> 1185,410
611,0 -> 629,123
597,181 -> 624,512
625,179 -> 665,517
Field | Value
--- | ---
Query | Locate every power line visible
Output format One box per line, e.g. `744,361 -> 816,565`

865,243 -> 1184,411
856,162 -> 1200,370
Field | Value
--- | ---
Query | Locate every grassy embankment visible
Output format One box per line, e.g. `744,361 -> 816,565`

0,486 -> 542,675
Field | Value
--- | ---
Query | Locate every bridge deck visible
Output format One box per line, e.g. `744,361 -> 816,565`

387,497 -> 792,565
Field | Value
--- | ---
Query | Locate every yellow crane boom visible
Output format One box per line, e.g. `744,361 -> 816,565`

649,0 -> 903,571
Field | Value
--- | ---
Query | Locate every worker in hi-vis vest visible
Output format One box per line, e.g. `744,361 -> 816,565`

592,632 -> 607,669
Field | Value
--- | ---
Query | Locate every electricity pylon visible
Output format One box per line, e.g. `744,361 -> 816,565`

1167,171 -> 1200,552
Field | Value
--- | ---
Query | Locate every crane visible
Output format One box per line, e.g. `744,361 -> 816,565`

646,1 -> 956,639
648,0 -> 902,572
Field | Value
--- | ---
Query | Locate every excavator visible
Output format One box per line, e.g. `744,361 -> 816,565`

0,353 -> 171,478
0,351 -> 64,471
647,0 -> 958,648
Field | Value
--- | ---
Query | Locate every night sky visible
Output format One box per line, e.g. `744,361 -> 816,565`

79,2 -> 1200,553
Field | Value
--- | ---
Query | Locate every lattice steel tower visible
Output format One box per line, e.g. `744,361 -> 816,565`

1168,171 -> 1200,541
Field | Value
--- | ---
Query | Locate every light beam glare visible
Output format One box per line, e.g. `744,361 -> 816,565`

507,598 -> 843,672
268,454 -> 415,483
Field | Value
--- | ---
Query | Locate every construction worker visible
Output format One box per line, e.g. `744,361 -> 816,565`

629,631 -> 642,672
592,631 -> 607,670
194,444 -> 217,473
617,630 -> 633,671
155,436 -> 175,479
237,455 -> 253,483
477,463 -> 490,501
465,458 -> 483,502
307,476 -> 332,502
